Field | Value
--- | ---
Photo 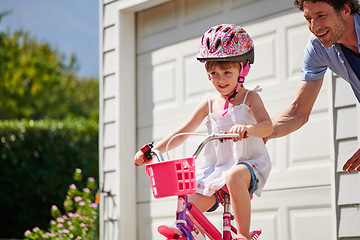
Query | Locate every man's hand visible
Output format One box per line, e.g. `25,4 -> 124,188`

343,148 -> 360,173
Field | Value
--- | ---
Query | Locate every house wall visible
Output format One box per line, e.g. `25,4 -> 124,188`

99,0 -> 360,239
330,74 -> 360,239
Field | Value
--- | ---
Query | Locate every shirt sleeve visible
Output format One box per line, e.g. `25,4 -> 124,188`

300,35 -> 328,81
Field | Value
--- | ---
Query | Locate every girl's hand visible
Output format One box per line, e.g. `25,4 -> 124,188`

134,150 -> 152,166
229,124 -> 249,142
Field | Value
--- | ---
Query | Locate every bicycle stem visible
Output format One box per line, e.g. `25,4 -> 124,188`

151,149 -> 165,162
191,133 -> 239,159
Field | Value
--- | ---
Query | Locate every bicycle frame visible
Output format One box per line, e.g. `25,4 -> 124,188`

141,133 -> 261,240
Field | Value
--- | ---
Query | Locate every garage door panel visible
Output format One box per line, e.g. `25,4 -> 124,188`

232,0 -> 259,8
245,10 -> 308,86
137,0 -> 294,55
286,24 -> 311,79
184,0 -> 222,24
289,207 -> 333,240
152,60 -> 177,104
184,52 -> 213,99
248,31 -> 277,84
289,112 -> 330,164
251,211 -> 279,240
137,1 -> 177,40
251,186 -> 332,240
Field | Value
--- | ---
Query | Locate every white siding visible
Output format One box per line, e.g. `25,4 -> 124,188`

331,75 -> 360,239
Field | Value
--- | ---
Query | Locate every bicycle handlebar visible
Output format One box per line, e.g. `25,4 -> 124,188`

191,133 -> 239,159
140,132 -> 245,164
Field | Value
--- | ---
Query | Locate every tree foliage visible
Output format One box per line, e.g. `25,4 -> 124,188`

0,28 -> 98,120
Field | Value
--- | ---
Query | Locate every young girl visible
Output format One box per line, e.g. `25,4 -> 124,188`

134,24 -> 272,240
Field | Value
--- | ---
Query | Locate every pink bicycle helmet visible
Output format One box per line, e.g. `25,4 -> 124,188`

197,24 -> 254,63
197,24 -> 255,116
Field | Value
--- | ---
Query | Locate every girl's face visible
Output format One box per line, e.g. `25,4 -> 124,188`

207,64 -> 240,96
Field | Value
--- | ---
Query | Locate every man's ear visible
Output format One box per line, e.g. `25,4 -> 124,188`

342,2 -> 352,15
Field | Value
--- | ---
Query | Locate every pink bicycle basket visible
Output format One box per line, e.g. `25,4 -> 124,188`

146,157 -> 196,198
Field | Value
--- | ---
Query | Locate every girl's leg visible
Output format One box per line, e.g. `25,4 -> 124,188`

188,193 -> 217,212
225,164 -> 252,240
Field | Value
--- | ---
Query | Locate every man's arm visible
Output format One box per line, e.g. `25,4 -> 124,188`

268,77 -> 324,139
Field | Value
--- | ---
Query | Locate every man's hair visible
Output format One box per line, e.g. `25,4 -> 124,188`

294,0 -> 360,14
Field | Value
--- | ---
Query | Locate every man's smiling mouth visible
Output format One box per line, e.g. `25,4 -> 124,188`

316,29 -> 328,37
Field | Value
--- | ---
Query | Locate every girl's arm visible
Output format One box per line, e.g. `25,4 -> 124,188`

229,91 -> 272,140
134,99 -> 209,166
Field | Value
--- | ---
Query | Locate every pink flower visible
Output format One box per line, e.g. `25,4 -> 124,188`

79,201 -> 85,206
88,177 -> 95,182
57,223 -> 63,228
83,188 -> 90,193
74,196 -> 82,202
69,212 -> 80,218
75,168 -> 82,173
90,203 -> 98,208
57,217 -> 65,223
61,229 -> 70,233
25,230 -> 31,236
50,220 -> 56,225
52,205 -> 58,210
32,227 -> 40,232
69,184 -> 77,189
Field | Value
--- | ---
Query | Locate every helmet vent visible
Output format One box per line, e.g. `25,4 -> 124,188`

224,27 -> 231,33
216,25 -> 222,32
206,38 -> 211,50
215,39 -> 221,49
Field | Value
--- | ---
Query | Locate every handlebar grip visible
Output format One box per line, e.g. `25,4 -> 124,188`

217,131 -> 248,140
140,142 -> 154,160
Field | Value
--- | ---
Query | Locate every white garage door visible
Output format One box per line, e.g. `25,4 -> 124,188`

135,0 -> 334,239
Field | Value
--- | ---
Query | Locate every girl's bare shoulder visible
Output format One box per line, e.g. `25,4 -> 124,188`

245,90 -> 264,107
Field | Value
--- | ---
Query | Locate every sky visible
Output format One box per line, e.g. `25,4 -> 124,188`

0,0 -> 99,78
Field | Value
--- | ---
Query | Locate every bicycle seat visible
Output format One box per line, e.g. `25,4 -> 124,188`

216,185 -> 253,205
221,184 -> 230,194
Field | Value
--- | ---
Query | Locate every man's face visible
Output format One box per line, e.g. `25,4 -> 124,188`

303,1 -> 347,47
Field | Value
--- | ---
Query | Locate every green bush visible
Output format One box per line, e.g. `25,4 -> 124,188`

0,119 -> 98,238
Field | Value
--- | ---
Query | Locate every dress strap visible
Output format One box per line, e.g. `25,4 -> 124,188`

242,85 -> 262,104
207,92 -> 212,114
242,91 -> 251,104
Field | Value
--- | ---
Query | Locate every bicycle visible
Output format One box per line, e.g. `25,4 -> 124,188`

139,133 -> 262,240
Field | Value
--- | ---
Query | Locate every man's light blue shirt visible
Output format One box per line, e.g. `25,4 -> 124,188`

301,11 -> 360,102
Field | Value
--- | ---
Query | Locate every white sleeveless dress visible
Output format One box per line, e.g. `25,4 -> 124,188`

195,91 -> 271,197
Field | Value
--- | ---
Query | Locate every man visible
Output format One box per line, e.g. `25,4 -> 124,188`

267,0 -> 360,173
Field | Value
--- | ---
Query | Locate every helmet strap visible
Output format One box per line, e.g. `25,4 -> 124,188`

222,61 -> 250,117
